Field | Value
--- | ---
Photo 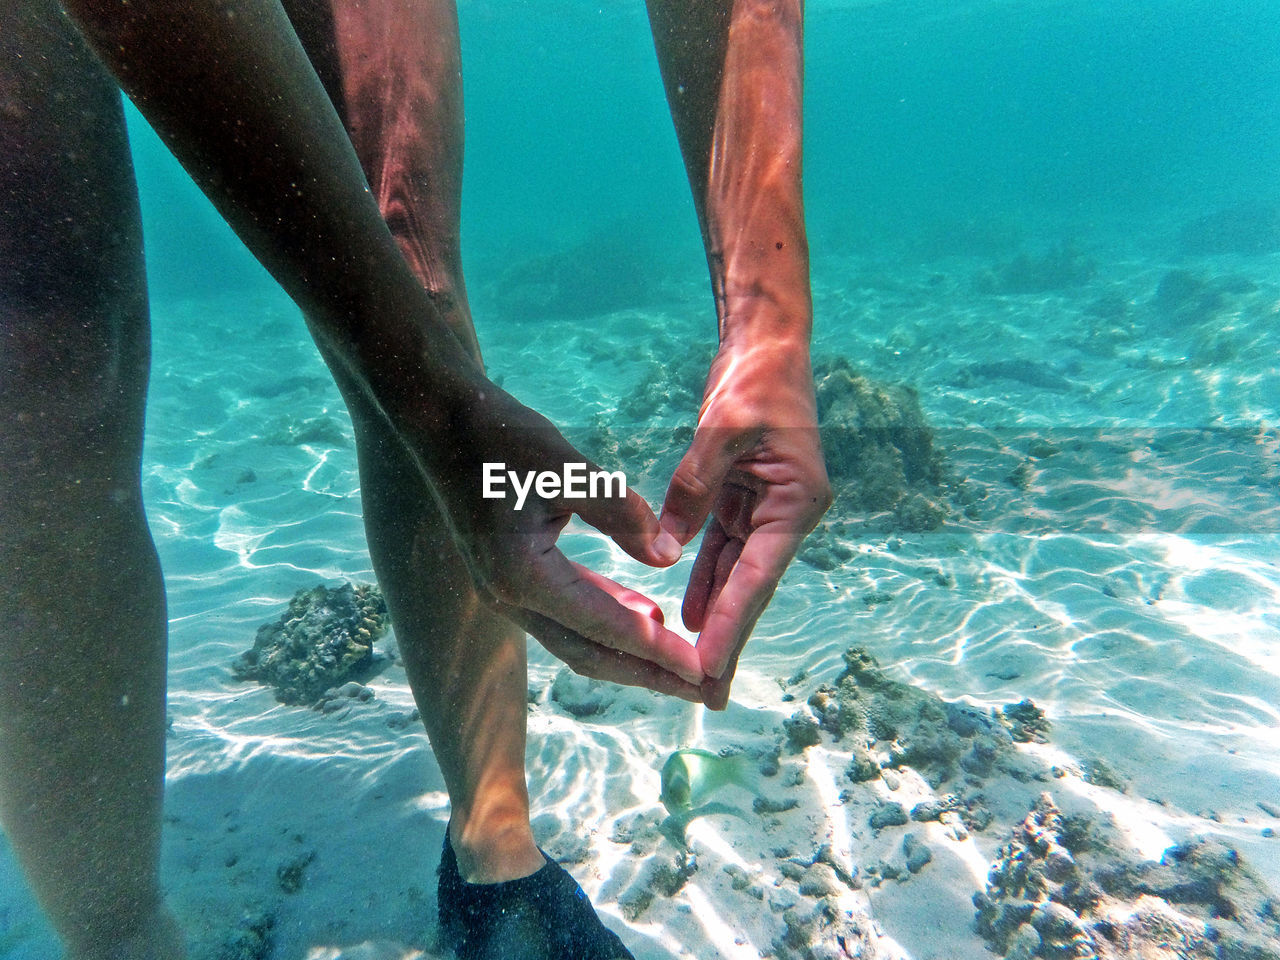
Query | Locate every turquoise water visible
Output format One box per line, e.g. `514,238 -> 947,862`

134,0 -> 1280,308
5,1 -> 1280,957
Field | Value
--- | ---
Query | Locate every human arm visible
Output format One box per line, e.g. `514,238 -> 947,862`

646,0 -> 831,706
60,0 -> 703,691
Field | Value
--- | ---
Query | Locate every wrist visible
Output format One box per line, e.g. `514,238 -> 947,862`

312,260 -> 488,442
712,243 -> 812,351
699,335 -> 818,433
716,297 -> 812,360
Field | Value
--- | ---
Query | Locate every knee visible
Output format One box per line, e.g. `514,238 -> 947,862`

0,304 -> 148,478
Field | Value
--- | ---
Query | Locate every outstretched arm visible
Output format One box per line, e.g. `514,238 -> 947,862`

63,0 -> 492,442
647,0 -> 831,706
61,0 -> 703,693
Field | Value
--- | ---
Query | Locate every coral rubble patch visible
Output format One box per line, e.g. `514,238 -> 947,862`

232,583 -> 389,706
976,793 -> 1280,959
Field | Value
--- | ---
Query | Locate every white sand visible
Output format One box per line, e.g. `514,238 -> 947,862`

4,237 -> 1280,960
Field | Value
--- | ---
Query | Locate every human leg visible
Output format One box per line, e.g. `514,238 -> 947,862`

257,3 -> 636,952
282,0 -> 543,885
327,369 -> 634,957
346,405 -> 547,886
0,2 -> 181,957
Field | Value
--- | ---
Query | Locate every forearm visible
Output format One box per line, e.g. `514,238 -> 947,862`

646,0 -> 811,351
60,0 -> 480,434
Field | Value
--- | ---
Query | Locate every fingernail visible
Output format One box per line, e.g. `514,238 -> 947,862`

654,529 -> 682,564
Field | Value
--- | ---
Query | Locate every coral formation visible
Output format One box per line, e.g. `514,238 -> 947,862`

615,342 -> 716,424
973,240 -> 1097,294
315,681 -> 375,716
561,323 -> 711,476
617,850 -> 698,921
1146,270 -> 1262,369
902,833 -> 933,874
962,359 -> 1075,393
1178,204 -> 1280,256
488,227 -> 684,321
1079,757 -> 1128,793
771,896 -> 877,960
1150,269 -> 1258,331
813,358 -> 944,510
232,583 -> 389,706
1002,699 -> 1051,744
803,358 -> 949,542
216,910 -> 276,960
550,667 -> 617,717
784,712 -> 824,752
793,526 -> 856,571
578,348 -> 954,561
869,802 -> 909,830
975,793 -> 1280,959
808,648 -> 1041,795
275,850 -> 315,894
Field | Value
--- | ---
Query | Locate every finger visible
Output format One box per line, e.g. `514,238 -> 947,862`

515,547 -> 702,684
700,644 -> 745,711
682,519 -> 729,632
695,522 -> 800,679
708,529 -> 744,614
516,609 -> 703,703
571,562 -> 664,624
659,427 -> 755,546
575,483 -> 683,568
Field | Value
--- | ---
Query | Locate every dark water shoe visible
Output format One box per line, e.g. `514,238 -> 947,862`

437,833 -> 635,960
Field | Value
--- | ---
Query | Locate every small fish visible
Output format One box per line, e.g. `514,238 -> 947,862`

660,748 -> 759,815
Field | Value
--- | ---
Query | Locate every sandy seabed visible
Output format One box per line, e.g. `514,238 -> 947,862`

4,232 -> 1280,960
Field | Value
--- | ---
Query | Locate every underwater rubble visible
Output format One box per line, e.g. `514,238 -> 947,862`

811,357 -> 949,533
971,240 -> 1097,295
549,666 -> 619,717
231,582 -> 390,706
795,356 -> 975,571
976,794 -> 1280,960
570,346 -> 957,555
805,648 -> 1048,812
815,650 -> 1278,958
609,646 -> 1280,960
604,647 -> 1054,958
216,909 -> 276,960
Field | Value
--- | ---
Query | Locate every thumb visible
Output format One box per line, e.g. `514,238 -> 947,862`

659,425 -> 752,545
575,483 -> 684,567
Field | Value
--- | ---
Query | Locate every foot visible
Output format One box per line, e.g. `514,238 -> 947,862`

437,833 -> 634,960
449,814 -> 546,884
